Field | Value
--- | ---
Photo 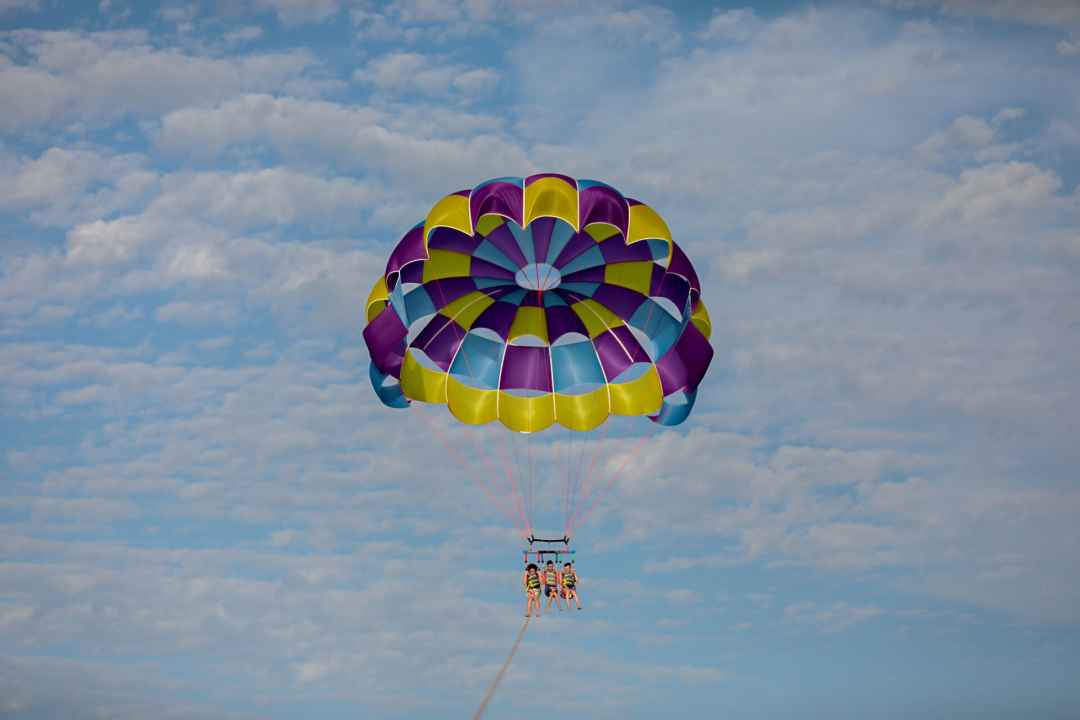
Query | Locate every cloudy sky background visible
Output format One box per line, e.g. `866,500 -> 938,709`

2,0 -> 1080,717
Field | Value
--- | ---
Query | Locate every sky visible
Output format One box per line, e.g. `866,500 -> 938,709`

2,0 -> 1080,718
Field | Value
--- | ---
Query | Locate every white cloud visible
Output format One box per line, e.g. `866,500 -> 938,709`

699,8 -> 762,42
223,25 -> 263,44
356,51 -> 499,99
663,588 -> 703,605
149,168 -> 384,231
914,114 -> 1007,166
155,301 -> 236,325
253,0 -> 339,25
0,30 -> 320,133
784,601 -> 884,633
0,146 -> 157,226
881,0 -> 1080,29
66,215 -> 150,265
917,161 -> 1063,228
349,0 -> 503,42
153,94 -> 530,197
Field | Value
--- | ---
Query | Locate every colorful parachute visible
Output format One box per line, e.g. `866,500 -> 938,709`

363,174 -> 713,435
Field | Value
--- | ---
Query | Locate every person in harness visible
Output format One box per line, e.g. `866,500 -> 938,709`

541,560 -> 564,611
523,563 -> 542,617
561,562 -> 581,610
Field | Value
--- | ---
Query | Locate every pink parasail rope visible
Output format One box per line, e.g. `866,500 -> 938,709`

417,410 -> 521,533
568,432 -> 652,536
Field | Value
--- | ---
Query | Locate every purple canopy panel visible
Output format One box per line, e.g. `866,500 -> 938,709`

470,257 -> 516,281
668,242 -> 701,294
655,322 -> 713,395
424,277 -> 477,309
545,304 -> 589,342
600,238 -> 653,263
484,223 -> 529,269
410,315 -> 466,371
472,301 -> 517,340
592,283 -> 648,322
399,262 -> 424,285
530,217 -> 554,263
385,225 -> 426,288
594,326 -> 650,379
561,266 -> 605,284
470,180 -> 524,227
579,184 -> 629,237
553,231 -> 595,268
363,306 -> 408,376
428,226 -> 481,255
500,345 -> 553,392
655,273 -> 691,315
649,264 -> 666,296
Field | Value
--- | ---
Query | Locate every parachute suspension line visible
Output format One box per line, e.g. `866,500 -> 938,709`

566,419 -> 611,539
570,428 -> 588,534
490,425 -> 531,539
511,433 -> 533,539
571,432 -> 652,535
472,614 -> 530,720
465,425 -> 530,539
561,426 -> 574,536
416,410 -> 521,533
526,436 -> 535,535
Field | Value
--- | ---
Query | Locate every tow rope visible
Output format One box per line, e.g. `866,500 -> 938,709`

472,614 -> 530,719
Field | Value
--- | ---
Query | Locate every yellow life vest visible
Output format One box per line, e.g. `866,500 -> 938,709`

562,571 -> 576,587
526,572 -> 540,590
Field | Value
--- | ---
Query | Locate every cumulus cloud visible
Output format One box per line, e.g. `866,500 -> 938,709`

699,7 -> 762,42
153,94 -> 530,199
356,51 -> 499,99
881,0 -> 1080,29
253,0 -> 339,25
784,601 -> 884,633
0,147 -> 157,226
0,30 -> 320,133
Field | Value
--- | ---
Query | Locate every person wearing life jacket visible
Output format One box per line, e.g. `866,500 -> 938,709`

561,562 -> 581,610
541,560 -> 564,611
523,563 -> 542,617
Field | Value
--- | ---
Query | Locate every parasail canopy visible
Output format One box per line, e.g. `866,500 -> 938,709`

363,174 -> 713,435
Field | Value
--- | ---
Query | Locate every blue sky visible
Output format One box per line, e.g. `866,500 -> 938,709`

2,0 -> 1080,718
